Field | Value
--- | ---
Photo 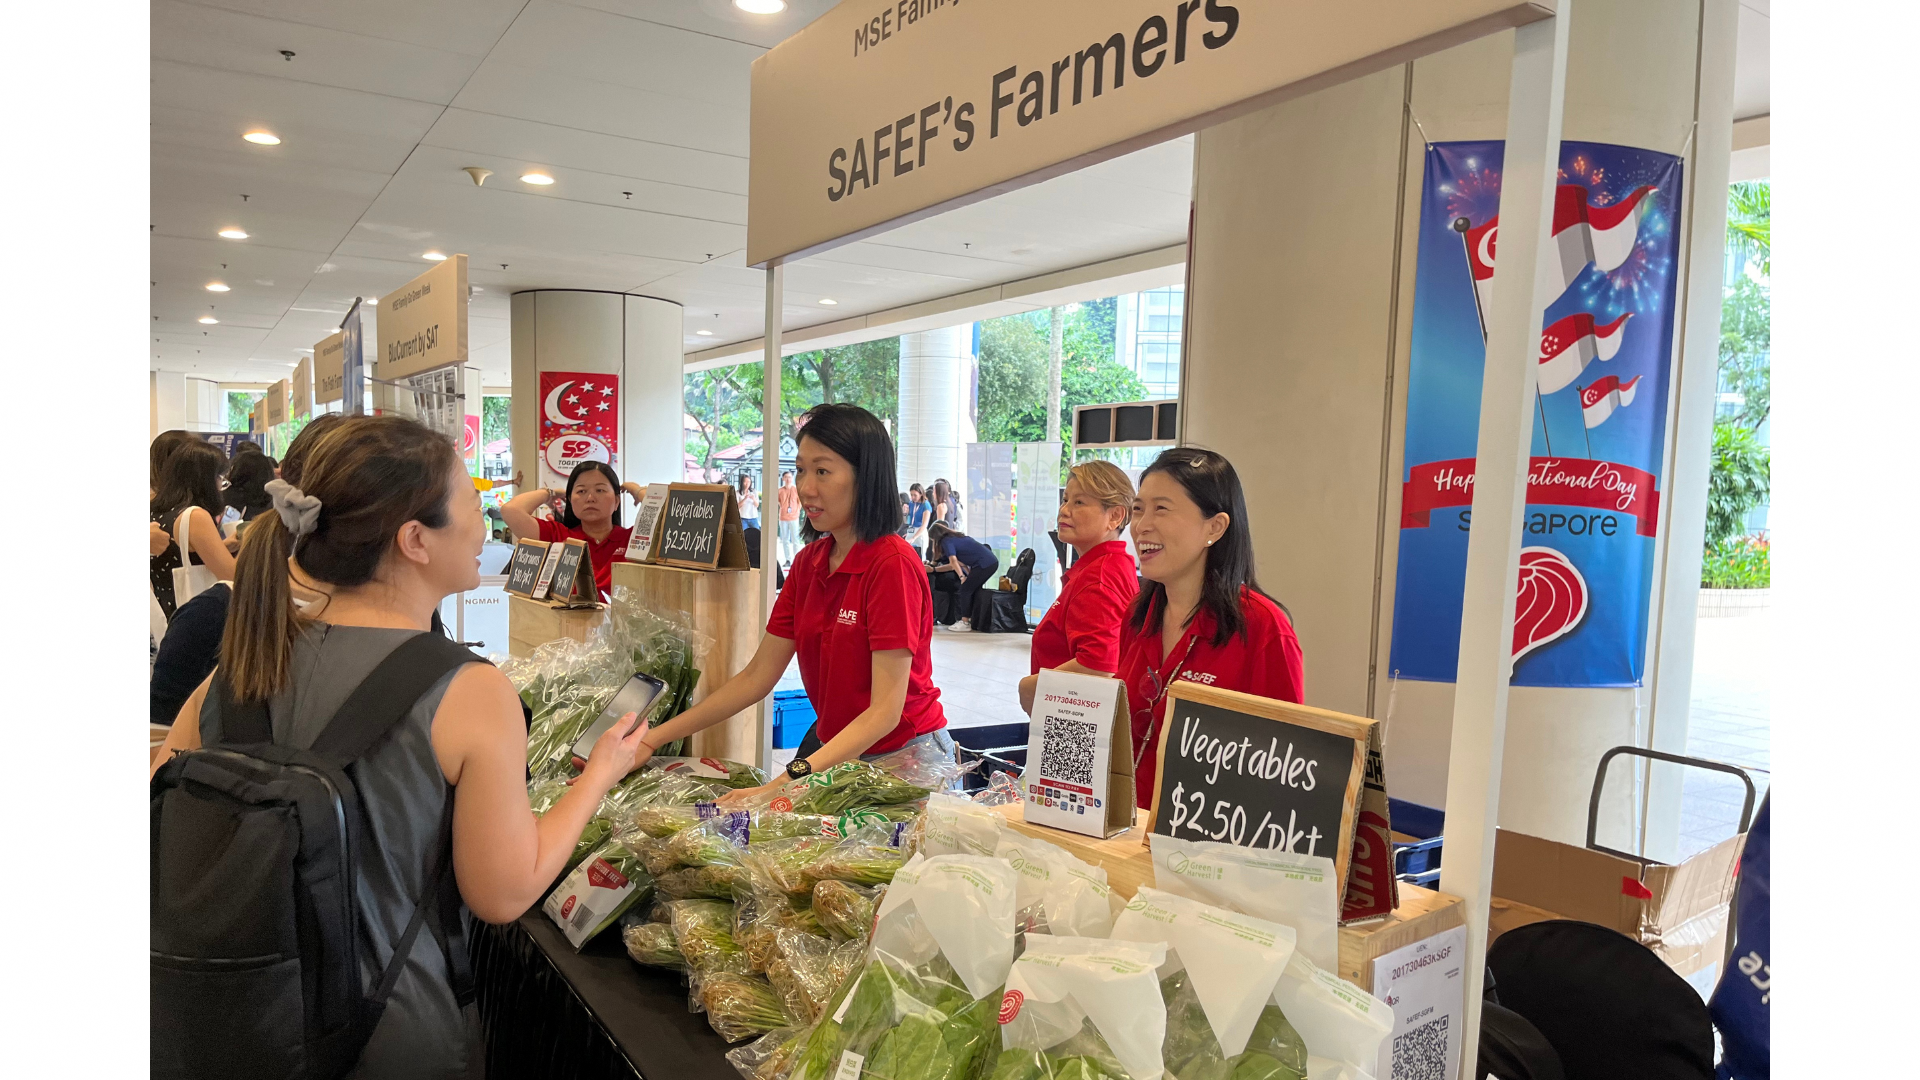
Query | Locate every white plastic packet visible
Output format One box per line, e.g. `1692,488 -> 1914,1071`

542,838 -> 651,949
917,790 -> 1006,857
1272,953 -> 1393,1079
871,852 -> 1019,1000
1111,886 -> 1297,1059
997,832 -> 1118,938
1148,832 -> 1342,970
1000,935 -> 1170,1080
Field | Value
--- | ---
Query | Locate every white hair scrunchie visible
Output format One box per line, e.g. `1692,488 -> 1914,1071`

264,478 -> 323,538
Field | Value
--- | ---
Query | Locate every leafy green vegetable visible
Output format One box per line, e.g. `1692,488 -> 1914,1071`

1161,971 -> 1307,1080
622,922 -> 685,969
657,864 -> 747,900
669,899 -> 750,976
810,880 -> 880,942
698,972 -> 796,1043
788,761 -> 934,816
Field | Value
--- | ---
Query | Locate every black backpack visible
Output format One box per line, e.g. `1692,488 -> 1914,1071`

151,633 -> 481,1080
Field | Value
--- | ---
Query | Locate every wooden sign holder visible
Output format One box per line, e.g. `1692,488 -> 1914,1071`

1146,683 -> 1382,916
543,538 -> 599,609
653,483 -> 751,571
503,538 -> 551,599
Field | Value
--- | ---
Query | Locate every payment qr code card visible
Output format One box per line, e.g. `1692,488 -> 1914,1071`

1024,669 -> 1123,838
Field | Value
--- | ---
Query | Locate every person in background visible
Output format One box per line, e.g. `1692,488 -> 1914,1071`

1019,461 -> 1139,713
1117,448 -> 1304,809
776,470 -> 800,563
634,404 -> 952,802
737,472 -> 760,532
926,521 -> 999,632
153,416 -> 651,1078
223,451 -> 277,533
903,483 -> 931,548
152,440 -> 238,620
501,461 -> 646,599
151,571 -> 233,725
930,478 -> 959,530
150,429 -> 203,555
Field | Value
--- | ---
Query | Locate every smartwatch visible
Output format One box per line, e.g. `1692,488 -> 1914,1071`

785,758 -> 814,781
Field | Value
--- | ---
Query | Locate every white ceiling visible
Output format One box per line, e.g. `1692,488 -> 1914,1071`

151,0 -> 1765,388
149,0 -> 1194,386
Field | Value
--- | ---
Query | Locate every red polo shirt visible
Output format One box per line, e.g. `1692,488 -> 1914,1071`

768,533 -> 946,754
1118,586 -> 1305,809
1031,541 -> 1139,676
537,518 -> 631,599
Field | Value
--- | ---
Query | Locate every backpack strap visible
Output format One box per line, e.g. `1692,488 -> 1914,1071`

211,671 -> 274,745
310,633 -> 483,762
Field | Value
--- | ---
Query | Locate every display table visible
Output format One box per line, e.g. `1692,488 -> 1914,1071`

991,803 -> 1464,993
472,913 -> 737,1080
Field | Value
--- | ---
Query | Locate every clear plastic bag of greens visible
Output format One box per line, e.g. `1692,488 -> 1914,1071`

727,1025 -> 809,1080
810,880 -> 882,944
606,586 -> 714,731
866,737 -> 968,793
783,854 -> 1020,1080
800,820 -> 912,893
781,760 -> 940,817
670,898 -> 751,977
624,920 -> 687,970
765,928 -> 865,1024
699,972 -> 798,1044
657,863 -> 749,901
997,936 -> 1170,1080
742,834 -> 843,902
996,833 -> 1118,939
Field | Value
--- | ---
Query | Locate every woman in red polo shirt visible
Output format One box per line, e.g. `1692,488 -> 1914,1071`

1119,448 -> 1304,810
501,460 -> 646,599
633,404 -> 951,801
1018,460 -> 1139,714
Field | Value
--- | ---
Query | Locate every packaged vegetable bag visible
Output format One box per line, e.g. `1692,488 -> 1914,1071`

919,791 -> 1008,857
1111,887 -> 1302,1079
1147,834 -> 1340,972
996,834 -> 1117,938
543,834 -> 657,949
1269,955 -> 1391,1080
783,853 -> 1020,1080
996,935 -> 1170,1080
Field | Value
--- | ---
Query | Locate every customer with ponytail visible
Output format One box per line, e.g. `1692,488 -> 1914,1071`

1116,448 -> 1304,809
152,416 -> 651,1077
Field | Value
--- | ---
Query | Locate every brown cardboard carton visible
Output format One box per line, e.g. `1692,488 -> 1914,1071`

1491,827 -> 1742,992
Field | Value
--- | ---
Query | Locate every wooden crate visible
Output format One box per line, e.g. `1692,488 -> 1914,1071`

507,595 -> 607,657
612,561 -> 762,765
991,803 -> 1464,992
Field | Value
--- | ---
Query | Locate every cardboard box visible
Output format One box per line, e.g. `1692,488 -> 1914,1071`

1492,827 -> 1742,994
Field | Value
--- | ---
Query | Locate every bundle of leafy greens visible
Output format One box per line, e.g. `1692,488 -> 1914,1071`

809,880 -> 881,943
742,835 -> 842,900
785,956 -> 1002,1080
1159,971 -> 1308,1080
786,761 -> 935,816
657,864 -> 748,901
670,899 -> 751,977
763,929 -> 864,1023
799,823 -> 909,892
698,972 -> 797,1043
623,922 -> 686,970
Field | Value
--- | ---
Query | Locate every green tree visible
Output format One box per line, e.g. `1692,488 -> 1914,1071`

785,338 -> 900,429
977,312 -> 1050,443
226,390 -> 263,432
1705,420 -> 1769,547
1725,180 -> 1769,277
482,395 -> 511,445
1718,276 -> 1770,429
684,363 -> 763,471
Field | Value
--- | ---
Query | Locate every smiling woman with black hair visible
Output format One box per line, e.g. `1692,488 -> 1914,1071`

633,403 -> 952,804
1117,447 -> 1305,809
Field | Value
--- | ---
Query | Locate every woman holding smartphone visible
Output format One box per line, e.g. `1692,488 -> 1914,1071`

1018,460 -> 1139,713
633,404 -> 952,803
1117,448 -> 1304,809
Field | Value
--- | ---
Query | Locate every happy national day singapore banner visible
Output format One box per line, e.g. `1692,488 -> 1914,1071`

1390,141 -> 1684,688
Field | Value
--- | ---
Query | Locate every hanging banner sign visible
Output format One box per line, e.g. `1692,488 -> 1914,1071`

315,331 -> 345,405
377,255 -> 468,382
1389,141 -> 1685,688
291,357 -> 313,419
537,370 -> 620,490
249,394 -> 268,434
747,0 -> 1553,267
266,379 -> 289,427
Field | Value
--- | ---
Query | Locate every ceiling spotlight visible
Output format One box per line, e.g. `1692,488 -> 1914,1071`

818,297 -> 838,306
219,228 -> 248,239
696,329 -> 714,336
423,251 -> 448,261
734,0 -> 787,12
199,316 -> 220,324
243,131 -> 281,145
520,172 -> 555,185
205,282 -> 230,292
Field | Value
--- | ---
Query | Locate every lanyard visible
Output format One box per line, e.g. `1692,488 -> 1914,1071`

1132,630 -> 1199,772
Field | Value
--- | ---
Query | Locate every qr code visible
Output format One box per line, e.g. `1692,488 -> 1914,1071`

1037,715 -> 1097,786
1391,1015 -> 1449,1080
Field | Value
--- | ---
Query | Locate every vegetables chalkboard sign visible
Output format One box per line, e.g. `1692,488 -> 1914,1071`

504,538 -> 550,598
655,483 -> 750,570
1148,683 -> 1374,897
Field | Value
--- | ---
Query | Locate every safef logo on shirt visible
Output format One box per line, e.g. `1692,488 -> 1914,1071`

837,608 -> 860,626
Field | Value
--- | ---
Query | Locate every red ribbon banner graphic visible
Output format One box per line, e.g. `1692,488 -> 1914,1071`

1401,457 -> 1660,537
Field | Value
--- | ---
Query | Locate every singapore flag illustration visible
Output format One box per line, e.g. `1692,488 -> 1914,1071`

1513,547 -> 1589,662
1454,183 -> 1657,325
1537,312 -> 1631,395
1580,375 -> 1643,429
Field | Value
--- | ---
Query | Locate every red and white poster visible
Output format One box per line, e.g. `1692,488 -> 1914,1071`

538,371 -> 619,489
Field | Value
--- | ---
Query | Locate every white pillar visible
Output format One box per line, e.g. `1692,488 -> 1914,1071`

897,325 -> 969,494
509,290 -> 686,491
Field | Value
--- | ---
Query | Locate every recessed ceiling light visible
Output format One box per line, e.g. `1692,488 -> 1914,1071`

423,251 -> 448,261
199,316 -> 219,324
734,0 -> 787,13
696,329 -> 714,336
205,282 -> 230,292
243,131 -> 281,145
818,297 -> 838,306
520,172 -> 555,185
219,228 -> 248,240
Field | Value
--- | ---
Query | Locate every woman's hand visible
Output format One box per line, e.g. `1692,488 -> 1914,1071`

716,778 -> 790,810
150,522 -> 172,557
576,712 -> 652,795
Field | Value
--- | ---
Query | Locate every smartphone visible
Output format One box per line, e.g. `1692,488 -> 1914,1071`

570,672 -> 667,764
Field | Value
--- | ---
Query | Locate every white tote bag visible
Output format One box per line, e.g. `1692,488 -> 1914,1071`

172,508 -> 218,609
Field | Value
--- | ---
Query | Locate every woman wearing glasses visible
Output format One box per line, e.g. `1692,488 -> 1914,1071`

1118,448 -> 1304,810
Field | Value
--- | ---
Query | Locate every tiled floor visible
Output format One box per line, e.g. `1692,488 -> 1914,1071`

1677,609 -> 1771,858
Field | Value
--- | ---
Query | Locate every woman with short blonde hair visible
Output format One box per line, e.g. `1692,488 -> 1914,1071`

1019,459 -> 1141,713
